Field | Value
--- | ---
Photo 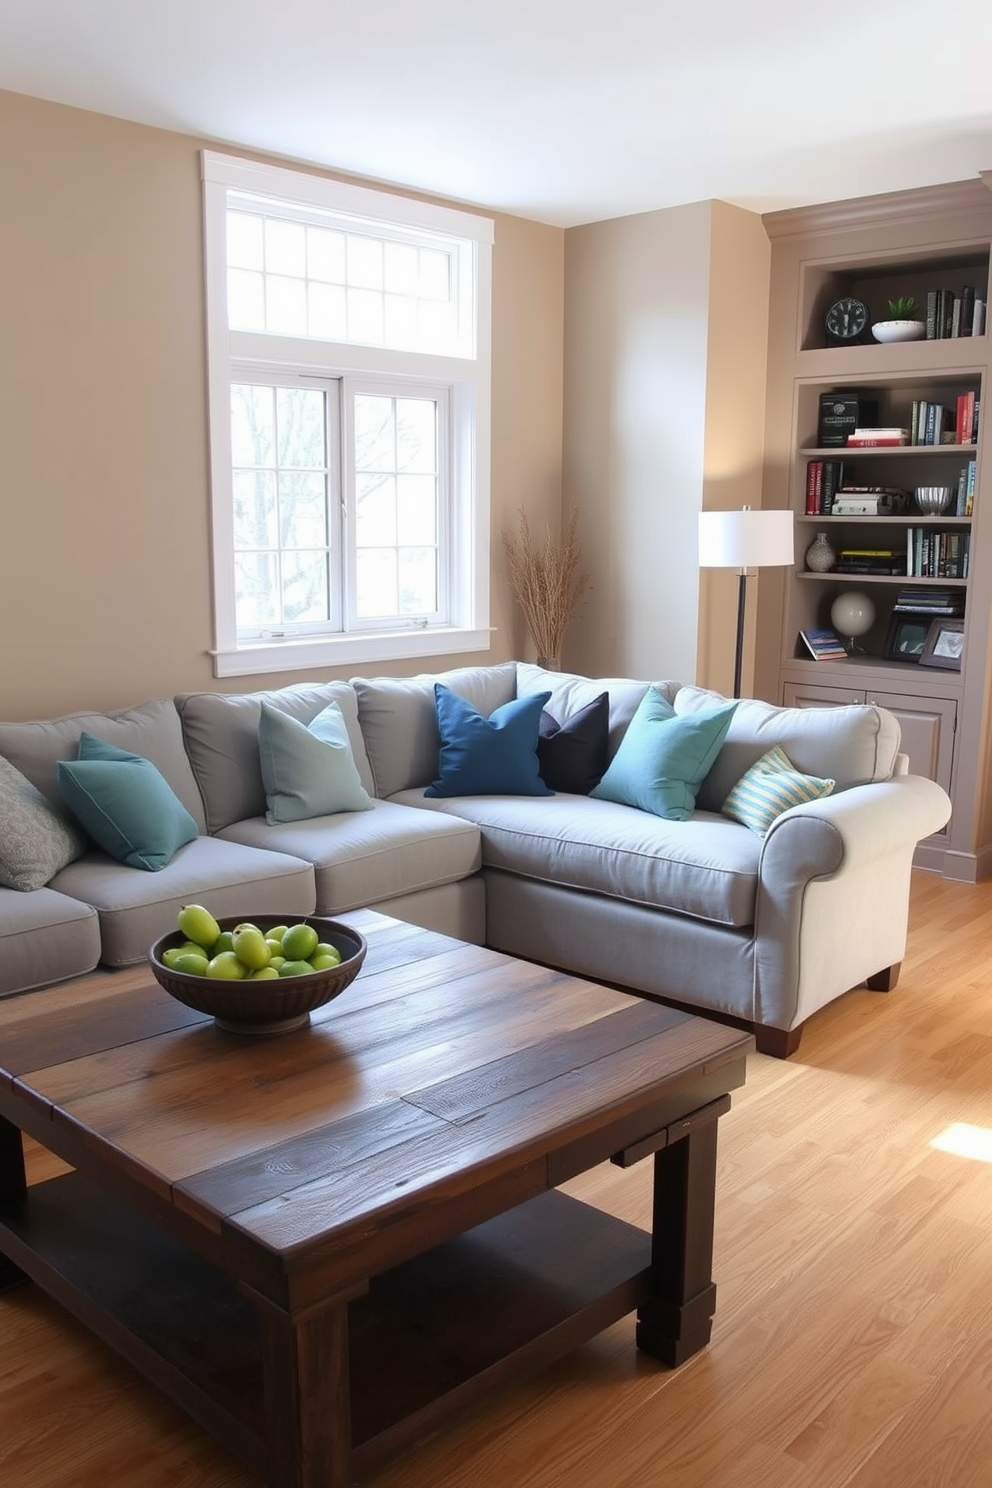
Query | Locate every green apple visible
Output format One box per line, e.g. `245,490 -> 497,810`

177,904 -> 221,949
265,937 -> 285,956
206,950 -> 248,980
266,924 -> 289,944
161,946 -> 186,969
278,959 -> 314,977
232,926 -> 271,970
232,921 -> 261,936
172,951 -> 210,977
212,930 -> 235,955
312,942 -> 342,964
282,923 -> 319,962
249,966 -> 281,981
310,952 -> 341,972
268,955 -> 286,970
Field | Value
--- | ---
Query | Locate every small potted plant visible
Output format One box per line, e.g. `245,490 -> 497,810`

872,296 -> 925,343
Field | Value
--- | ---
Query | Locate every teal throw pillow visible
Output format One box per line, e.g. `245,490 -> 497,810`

56,732 -> 199,871
425,685 -> 553,798
258,701 -> 374,823
722,744 -> 834,837
591,689 -> 737,820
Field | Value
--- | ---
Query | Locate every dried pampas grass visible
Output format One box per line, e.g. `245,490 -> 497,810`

502,509 -> 590,668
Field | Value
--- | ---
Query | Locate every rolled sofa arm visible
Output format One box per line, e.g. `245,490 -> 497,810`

751,773 -> 952,1034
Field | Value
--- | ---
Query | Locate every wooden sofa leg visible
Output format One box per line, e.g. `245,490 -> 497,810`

866,963 -> 901,992
753,1023 -> 803,1059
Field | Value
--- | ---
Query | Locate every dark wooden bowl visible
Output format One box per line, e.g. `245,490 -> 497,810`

148,914 -> 367,1034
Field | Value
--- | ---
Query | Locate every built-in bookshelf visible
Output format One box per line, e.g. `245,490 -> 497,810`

758,177 -> 992,879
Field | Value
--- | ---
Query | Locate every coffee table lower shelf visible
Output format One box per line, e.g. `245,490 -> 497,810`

0,1171 -> 655,1479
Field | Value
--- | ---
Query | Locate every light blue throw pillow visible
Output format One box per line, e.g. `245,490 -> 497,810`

56,732 -> 199,871
425,685 -> 553,798
722,744 -> 834,836
258,701 -> 374,823
591,689 -> 737,820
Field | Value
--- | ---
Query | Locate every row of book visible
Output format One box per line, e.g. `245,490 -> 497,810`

925,287 -> 986,340
804,459 -> 976,516
906,393 -> 980,447
891,586 -> 965,617
906,528 -> 970,579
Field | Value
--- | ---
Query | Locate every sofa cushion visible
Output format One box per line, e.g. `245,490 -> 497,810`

515,663 -> 673,760
538,692 -> 609,794
425,686 -> 553,798
722,745 -> 835,837
394,791 -> 761,927
591,692 -> 737,821
218,798 -> 481,914
674,685 -> 902,811
57,734 -> 199,871
258,701 -> 373,823
0,699 -> 207,833
0,754 -> 87,891
353,662 -> 518,799
176,681 -> 374,835
50,835 -> 315,967
0,885 -> 102,997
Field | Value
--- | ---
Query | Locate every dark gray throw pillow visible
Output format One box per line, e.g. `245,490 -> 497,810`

537,692 -> 610,794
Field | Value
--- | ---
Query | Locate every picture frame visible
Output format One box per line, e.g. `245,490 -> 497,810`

920,617 -> 965,671
883,615 -> 931,663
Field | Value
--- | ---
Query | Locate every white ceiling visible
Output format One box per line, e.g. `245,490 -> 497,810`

3,0 -> 992,228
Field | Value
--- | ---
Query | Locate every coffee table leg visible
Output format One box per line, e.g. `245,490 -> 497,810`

255,1293 -> 354,1488
0,1116 -> 28,1291
635,1114 -> 720,1366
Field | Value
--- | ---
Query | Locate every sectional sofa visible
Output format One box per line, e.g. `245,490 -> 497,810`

0,661 -> 951,1055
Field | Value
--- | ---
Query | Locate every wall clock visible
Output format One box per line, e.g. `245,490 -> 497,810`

825,297 -> 869,345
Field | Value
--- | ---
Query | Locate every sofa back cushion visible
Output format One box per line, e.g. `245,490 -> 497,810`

176,681 -> 374,835
0,699 -> 207,834
673,685 -> 902,812
515,663 -> 678,761
353,663 -> 517,798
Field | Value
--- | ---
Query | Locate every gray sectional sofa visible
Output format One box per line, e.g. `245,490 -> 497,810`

0,661 -> 952,1055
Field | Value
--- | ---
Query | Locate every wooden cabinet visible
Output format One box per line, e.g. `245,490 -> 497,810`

757,178 -> 992,880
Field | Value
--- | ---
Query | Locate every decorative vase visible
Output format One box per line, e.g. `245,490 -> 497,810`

536,655 -> 561,672
804,532 -> 837,573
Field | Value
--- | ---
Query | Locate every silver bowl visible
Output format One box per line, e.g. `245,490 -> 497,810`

914,486 -> 953,515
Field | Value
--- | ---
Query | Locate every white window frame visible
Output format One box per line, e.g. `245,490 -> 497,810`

201,150 -> 494,678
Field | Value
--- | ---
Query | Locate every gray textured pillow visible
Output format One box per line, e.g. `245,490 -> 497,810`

0,754 -> 87,890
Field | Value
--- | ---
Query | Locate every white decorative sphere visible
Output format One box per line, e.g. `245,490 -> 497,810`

831,590 -> 876,639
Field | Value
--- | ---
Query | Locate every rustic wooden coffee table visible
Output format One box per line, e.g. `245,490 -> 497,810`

0,910 -> 750,1488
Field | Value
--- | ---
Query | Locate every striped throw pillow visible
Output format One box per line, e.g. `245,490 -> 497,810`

721,745 -> 834,837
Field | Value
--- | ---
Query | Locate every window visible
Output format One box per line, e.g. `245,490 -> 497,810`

201,151 -> 493,677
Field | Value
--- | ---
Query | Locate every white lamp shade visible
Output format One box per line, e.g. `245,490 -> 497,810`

698,509 -> 795,569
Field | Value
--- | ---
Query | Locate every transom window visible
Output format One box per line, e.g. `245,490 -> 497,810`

201,151 -> 493,677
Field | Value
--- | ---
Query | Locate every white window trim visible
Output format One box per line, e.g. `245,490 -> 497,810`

201,150 -> 494,678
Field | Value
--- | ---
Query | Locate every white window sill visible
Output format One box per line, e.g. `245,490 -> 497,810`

211,627 -> 495,679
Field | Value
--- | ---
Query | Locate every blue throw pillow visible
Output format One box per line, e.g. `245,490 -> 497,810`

425,685 -> 554,798
591,689 -> 737,820
56,732 -> 199,871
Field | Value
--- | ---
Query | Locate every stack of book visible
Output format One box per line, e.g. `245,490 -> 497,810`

799,628 -> 848,661
831,486 -> 909,515
892,586 -> 965,617
925,287 -> 986,340
836,547 -> 903,575
846,427 -> 909,447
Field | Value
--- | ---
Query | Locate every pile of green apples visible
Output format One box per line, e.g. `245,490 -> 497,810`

160,904 -> 343,981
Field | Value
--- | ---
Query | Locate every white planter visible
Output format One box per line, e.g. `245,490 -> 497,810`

871,319 -> 926,343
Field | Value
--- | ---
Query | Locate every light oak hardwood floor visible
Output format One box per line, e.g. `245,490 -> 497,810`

3,869 -> 991,1487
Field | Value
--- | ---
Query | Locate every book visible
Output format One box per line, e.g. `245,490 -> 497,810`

800,628 -> 848,661
805,459 -> 823,515
821,459 -> 844,515
846,432 -> 909,447
926,289 -> 939,340
955,392 -> 975,445
960,286 -> 975,336
973,297 -> 986,337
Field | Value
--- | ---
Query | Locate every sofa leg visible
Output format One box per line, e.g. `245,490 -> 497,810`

753,1023 -> 803,1059
866,963 -> 901,992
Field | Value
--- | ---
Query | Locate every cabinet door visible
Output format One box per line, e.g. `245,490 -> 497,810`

866,690 -> 956,796
782,680 -> 867,708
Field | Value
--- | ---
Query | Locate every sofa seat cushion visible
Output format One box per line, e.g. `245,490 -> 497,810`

0,886 -> 101,997
391,790 -> 761,927
217,799 -> 482,914
50,837 -> 315,967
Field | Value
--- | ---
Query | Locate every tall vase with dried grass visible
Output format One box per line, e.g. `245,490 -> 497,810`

501,509 -> 590,672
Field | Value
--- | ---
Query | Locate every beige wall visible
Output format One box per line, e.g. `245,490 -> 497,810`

0,90 -> 564,720
562,199 -> 770,687
562,202 -> 713,681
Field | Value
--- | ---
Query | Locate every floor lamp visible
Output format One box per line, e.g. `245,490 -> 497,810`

698,507 -> 795,698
